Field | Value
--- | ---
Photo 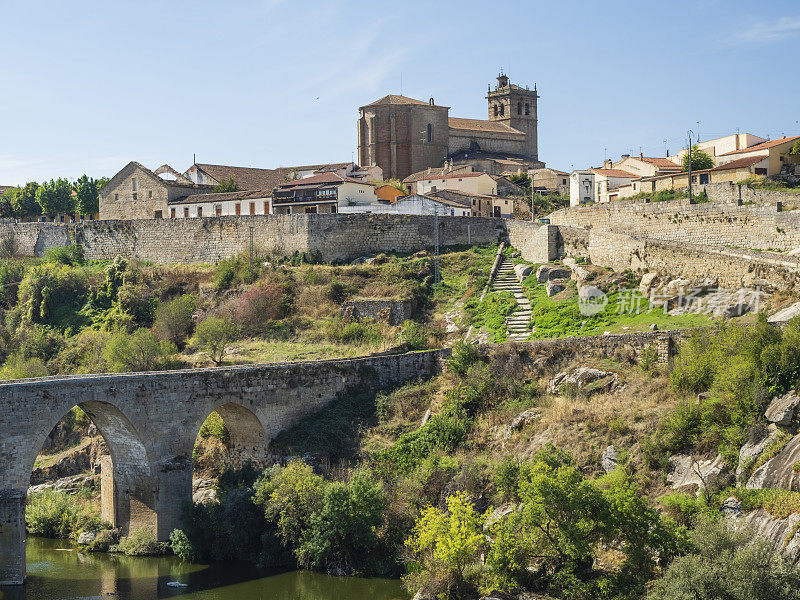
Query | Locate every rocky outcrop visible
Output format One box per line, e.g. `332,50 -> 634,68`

747,434 -> 800,491
601,445 -> 619,473
192,478 -> 218,504
28,474 -> 96,496
765,391 -> 800,426
548,367 -> 619,395
736,425 -> 780,483
740,509 -> 800,565
667,454 -> 727,491
545,280 -> 566,296
31,438 -> 108,485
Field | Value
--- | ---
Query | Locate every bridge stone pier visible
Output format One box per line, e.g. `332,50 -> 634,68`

0,350 -> 443,585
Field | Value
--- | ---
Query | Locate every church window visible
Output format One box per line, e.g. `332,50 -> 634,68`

499,104 -> 504,116
427,123 -> 433,143
493,105 -> 498,117
525,103 -> 530,115
517,102 -> 522,115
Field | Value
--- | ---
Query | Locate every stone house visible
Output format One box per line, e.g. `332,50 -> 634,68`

167,190 -> 272,219
99,162 -> 212,220
569,167 -> 638,206
338,193 -> 471,217
358,74 -> 544,181
404,168 -> 498,196
530,167 -> 569,195
715,135 -> 800,176
611,154 -> 681,178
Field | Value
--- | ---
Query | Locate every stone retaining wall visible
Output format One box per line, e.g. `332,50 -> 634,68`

340,299 -> 415,325
0,214 -> 506,263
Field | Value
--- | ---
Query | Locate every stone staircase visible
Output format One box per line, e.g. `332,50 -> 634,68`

491,259 -> 531,341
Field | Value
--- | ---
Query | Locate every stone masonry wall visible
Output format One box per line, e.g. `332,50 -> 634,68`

0,214 -> 506,263
340,299 -> 415,325
549,197 -> 800,253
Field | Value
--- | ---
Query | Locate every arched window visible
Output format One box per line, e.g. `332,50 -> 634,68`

499,103 -> 504,116
525,103 -> 530,115
493,105 -> 498,117
517,102 -> 522,115
427,123 -> 433,143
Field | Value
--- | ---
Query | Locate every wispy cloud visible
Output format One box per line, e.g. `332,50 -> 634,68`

734,17 -> 800,43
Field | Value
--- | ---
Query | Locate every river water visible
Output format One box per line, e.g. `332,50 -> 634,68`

0,538 -> 409,600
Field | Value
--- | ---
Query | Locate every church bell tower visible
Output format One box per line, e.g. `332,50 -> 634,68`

486,73 -> 539,160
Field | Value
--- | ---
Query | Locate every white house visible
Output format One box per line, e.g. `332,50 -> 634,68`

168,190 -> 272,218
569,164 -> 638,206
404,169 -> 498,196
338,193 -> 471,216
271,172 -> 379,214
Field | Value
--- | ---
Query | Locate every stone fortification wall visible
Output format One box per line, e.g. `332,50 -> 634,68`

588,230 -> 800,292
0,214 -> 506,263
549,197 -> 800,253
505,221 -> 557,263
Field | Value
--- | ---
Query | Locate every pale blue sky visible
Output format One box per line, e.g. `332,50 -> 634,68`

1,0 -> 798,184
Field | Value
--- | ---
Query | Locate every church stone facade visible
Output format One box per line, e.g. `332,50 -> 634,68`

358,74 -> 544,181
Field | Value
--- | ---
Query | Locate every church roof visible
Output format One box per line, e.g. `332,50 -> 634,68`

362,95 -> 447,108
448,117 -> 525,136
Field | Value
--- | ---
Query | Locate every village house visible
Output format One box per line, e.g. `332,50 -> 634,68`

569,164 -> 638,206
611,154 -> 681,177
425,188 -> 523,219
404,167 -> 498,196
338,193 -> 472,217
271,172 -> 379,214
529,167 -> 569,195
167,190 -> 272,219
374,184 -> 407,203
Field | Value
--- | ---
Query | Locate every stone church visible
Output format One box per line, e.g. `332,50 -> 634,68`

357,74 -> 545,181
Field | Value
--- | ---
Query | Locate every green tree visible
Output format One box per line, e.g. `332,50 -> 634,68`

103,328 -> 175,372
405,491 -> 486,596
193,316 -> 238,364
12,182 -> 41,218
682,145 -> 714,172
72,175 -> 99,216
212,176 -> 238,193
508,172 -> 532,193
36,178 -> 74,217
152,294 -> 197,347
0,187 -> 17,217
296,471 -> 386,574
647,517 -> 800,600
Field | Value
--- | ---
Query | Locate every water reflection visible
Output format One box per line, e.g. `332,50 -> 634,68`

0,538 -> 408,600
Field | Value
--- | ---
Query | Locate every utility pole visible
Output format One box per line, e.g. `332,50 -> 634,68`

687,130 -> 693,202
249,224 -> 254,279
433,201 -> 440,285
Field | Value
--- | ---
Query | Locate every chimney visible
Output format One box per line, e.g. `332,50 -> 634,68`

639,152 -> 643,160
603,158 -> 612,169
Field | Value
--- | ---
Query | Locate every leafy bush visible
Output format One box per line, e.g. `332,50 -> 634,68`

448,341 -> 479,376
198,411 -> 230,444
114,528 -> 169,556
193,316 -> 239,364
169,529 -> 195,560
25,489 -> 106,539
214,253 -> 260,291
401,320 -> 430,350
0,260 -> 24,309
44,244 -> 84,266
153,294 -> 196,346
0,353 -> 48,380
234,281 -> 292,335
322,316 -> 384,346
647,517 -> 800,600
18,263 -> 90,330
103,328 -> 177,372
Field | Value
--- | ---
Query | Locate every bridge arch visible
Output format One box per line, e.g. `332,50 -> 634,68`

191,402 -> 270,471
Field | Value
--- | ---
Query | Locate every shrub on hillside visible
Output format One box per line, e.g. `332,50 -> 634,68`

44,243 -> 84,266
103,328 -> 177,372
18,263 -> 89,330
322,316 -> 384,346
153,294 -> 197,346
114,528 -> 168,556
52,329 -> 111,374
193,316 -> 239,364
26,489 -> 106,539
401,320 -> 430,350
0,353 -> 48,380
448,341 -> 479,376
15,324 -> 64,362
234,281 -> 291,335
647,517 -> 800,600
0,260 -> 24,309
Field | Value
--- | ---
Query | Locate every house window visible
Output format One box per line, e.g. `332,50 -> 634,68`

154,210 -> 162,219
562,178 -> 567,184
184,207 -> 189,217
148,190 -> 152,198
755,168 -> 767,175
525,103 -> 530,115
249,202 -> 255,215
235,203 -> 241,215
131,178 -> 137,191
215,206 -> 222,216
331,205 -> 337,213
132,193 -> 137,201
699,174 -> 709,184
114,193 -> 118,201
427,123 -> 432,143
517,102 -> 522,115
170,208 -> 176,218
264,201 -> 269,214
197,206 -> 202,217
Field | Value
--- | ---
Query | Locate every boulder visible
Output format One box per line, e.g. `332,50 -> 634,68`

737,425 -> 780,483
508,409 -> 541,431
740,509 -> 800,565
514,264 -> 533,280
485,504 -> 517,527
535,265 -> 551,283
768,301 -> 800,325
765,391 -> 800,426
547,268 -> 571,281
693,276 -> 719,292
664,278 -> 692,295
192,478 -> 219,504
639,272 -> 660,295
747,434 -> 800,490
77,531 -> 97,545
601,445 -> 619,473
667,453 -> 726,491
546,280 -> 566,297
548,366 -> 619,395
720,496 -> 742,519
577,285 -> 607,316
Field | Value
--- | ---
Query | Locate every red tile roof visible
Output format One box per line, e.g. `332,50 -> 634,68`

403,164 -> 473,183
589,168 -> 639,178
448,117 -> 525,135
638,157 -> 681,170
275,172 -> 372,190
719,135 -> 800,156
362,95 -> 446,108
170,189 -> 273,205
407,171 -> 487,183
711,155 -> 768,171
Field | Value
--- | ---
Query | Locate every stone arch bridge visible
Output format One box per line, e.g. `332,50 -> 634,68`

0,350 -> 443,585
